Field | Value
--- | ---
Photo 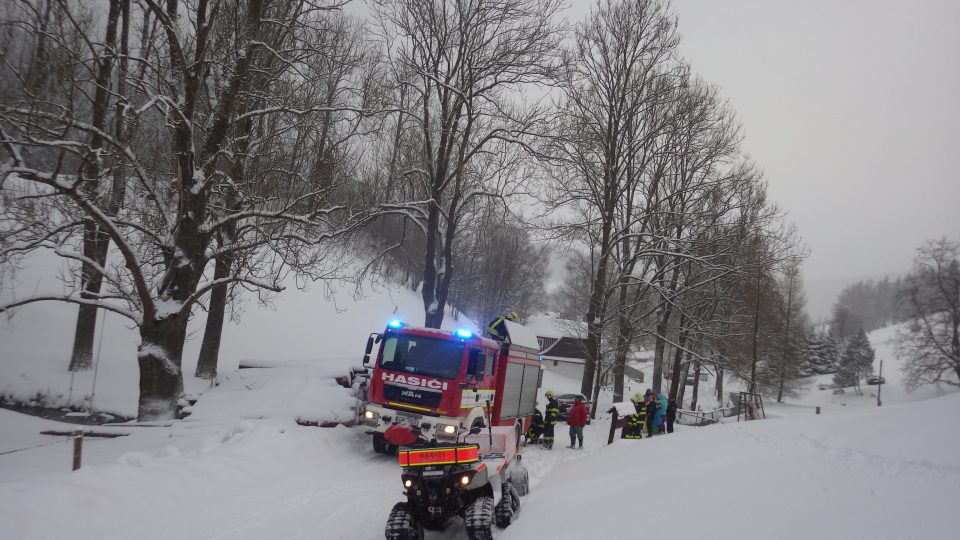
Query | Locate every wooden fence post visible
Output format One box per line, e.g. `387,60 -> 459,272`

607,410 -> 619,445
72,431 -> 83,471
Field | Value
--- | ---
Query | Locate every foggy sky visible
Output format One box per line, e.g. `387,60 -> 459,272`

666,0 -> 960,317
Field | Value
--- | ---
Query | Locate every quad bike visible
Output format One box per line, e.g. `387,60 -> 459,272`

384,424 -> 530,540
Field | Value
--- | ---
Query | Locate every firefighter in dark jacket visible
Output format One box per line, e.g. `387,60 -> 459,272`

543,390 -> 560,450
525,409 -> 545,444
621,393 -> 646,439
486,311 -> 519,341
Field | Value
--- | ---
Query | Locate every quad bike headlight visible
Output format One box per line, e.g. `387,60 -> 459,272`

456,471 -> 477,489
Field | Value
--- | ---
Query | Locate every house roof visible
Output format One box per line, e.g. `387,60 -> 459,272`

542,355 -> 585,365
503,320 -> 541,351
524,314 -> 586,340
542,336 -> 588,360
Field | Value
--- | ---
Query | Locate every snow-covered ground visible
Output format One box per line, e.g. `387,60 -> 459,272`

2,361 -> 957,539
2,276 -> 959,539
506,391 -> 960,540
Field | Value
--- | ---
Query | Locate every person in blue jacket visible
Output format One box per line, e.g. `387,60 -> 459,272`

654,392 -> 668,435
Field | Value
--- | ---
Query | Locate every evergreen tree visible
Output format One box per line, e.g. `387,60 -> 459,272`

834,329 -> 875,394
802,331 -> 840,376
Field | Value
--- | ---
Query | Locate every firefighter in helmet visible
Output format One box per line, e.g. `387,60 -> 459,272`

621,392 -> 646,439
525,408 -> 545,444
543,390 -> 560,450
486,310 -> 519,341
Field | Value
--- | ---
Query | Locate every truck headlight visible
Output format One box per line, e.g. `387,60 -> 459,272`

437,423 -> 457,439
363,409 -> 379,426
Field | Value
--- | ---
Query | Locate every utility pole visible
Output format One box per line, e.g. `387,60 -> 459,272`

877,359 -> 883,407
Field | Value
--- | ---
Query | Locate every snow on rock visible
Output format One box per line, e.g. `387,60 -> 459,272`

187,367 -> 356,424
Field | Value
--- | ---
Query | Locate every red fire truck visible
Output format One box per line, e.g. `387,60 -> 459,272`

360,319 -> 542,454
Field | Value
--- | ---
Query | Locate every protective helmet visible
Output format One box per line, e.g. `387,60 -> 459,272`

632,392 -> 644,403
545,390 -> 556,399
507,311 -> 519,321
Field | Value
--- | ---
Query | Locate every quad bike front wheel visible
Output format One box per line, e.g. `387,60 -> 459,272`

385,502 -> 424,540
464,495 -> 494,540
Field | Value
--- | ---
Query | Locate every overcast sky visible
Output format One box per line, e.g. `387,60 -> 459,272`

662,0 -> 960,316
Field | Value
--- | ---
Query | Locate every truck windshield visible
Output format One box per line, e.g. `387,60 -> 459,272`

378,334 -> 465,380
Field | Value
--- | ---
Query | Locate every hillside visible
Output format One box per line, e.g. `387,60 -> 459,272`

0,265 -> 474,416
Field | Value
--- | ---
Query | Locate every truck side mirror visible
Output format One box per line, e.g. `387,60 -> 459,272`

362,333 -> 381,366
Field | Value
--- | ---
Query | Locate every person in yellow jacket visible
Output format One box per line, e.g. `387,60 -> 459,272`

621,393 -> 646,439
525,409 -> 545,444
543,390 -> 560,450
486,310 -> 519,341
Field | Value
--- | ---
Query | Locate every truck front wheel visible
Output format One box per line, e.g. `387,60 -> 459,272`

373,433 -> 388,454
373,433 -> 398,454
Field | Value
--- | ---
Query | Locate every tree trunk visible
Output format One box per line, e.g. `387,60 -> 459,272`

715,363 -> 724,404
195,254 -> 232,379
590,360 -> 603,419
69,303 -> 98,371
668,313 -> 689,400
137,314 -> 188,421
690,360 -> 701,410
612,302 -> 632,402
749,266 -> 762,393
652,265 -> 681,394
422,201 -> 442,328
582,262 -> 610,398
777,270 -> 796,403
68,0 -> 122,371
677,361 -> 690,405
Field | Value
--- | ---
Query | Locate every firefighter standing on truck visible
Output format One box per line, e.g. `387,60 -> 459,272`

543,390 -> 560,450
486,310 -> 519,341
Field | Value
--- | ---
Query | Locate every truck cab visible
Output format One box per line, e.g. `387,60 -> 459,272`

361,320 -> 541,453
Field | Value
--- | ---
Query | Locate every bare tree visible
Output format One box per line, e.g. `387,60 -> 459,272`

372,0 -> 563,328
542,0 -> 679,400
194,11 -> 380,379
774,258 -> 809,402
897,237 -> 960,389
1,0 -> 376,420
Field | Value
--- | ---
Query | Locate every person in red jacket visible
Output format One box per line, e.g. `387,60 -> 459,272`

566,397 -> 589,449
